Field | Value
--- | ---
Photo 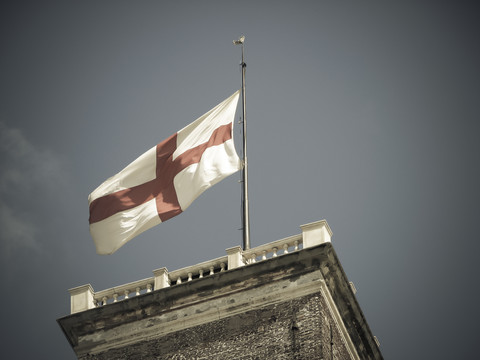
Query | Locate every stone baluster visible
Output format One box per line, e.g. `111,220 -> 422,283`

272,247 -> 278,257
209,266 -> 214,275
124,290 -> 129,299
188,272 -> 193,281
102,296 -> 108,306
283,243 -> 289,254
294,240 -> 299,251
113,293 -> 118,303
199,269 -> 204,278
176,277 -> 182,284
262,250 -> 267,260
220,263 -> 226,272
146,283 -> 152,293
136,287 -> 140,296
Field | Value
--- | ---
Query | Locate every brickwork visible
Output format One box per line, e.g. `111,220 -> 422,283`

80,292 -> 353,360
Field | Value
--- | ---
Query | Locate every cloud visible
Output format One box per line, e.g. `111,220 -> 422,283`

0,121 -> 68,258
0,203 -> 39,257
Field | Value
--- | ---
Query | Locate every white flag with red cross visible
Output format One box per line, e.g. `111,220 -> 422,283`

88,91 -> 242,254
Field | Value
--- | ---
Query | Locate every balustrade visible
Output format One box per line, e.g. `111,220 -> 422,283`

168,256 -> 228,285
242,234 -> 303,264
93,278 -> 154,307
68,220 -> 331,314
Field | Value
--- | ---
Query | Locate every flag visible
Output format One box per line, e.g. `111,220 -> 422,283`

88,90 -> 242,254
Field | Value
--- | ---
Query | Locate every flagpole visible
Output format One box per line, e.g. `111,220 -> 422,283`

233,35 -> 251,250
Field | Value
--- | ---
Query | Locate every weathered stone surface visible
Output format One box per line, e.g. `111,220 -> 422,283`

58,243 -> 382,360
79,293 -> 344,360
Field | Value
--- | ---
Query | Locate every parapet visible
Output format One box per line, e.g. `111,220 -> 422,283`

67,219 -> 332,314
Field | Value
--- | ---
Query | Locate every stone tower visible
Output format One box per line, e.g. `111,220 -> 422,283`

58,220 -> 382,359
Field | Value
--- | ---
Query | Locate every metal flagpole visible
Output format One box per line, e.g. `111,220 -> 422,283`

233,35 -> 251,250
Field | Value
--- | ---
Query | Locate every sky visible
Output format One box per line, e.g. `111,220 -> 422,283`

1,1 -> 479,359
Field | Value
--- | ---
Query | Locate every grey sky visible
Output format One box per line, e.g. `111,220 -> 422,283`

1,1 -> 479,359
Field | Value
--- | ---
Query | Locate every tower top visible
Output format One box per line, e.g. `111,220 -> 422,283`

58,219 -> 382,359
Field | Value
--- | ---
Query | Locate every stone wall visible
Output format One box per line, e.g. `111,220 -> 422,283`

80,292 -> 351,360
59,244 -> 382,360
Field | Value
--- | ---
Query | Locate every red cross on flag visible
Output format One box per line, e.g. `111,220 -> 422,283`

88,91 -> 242,254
